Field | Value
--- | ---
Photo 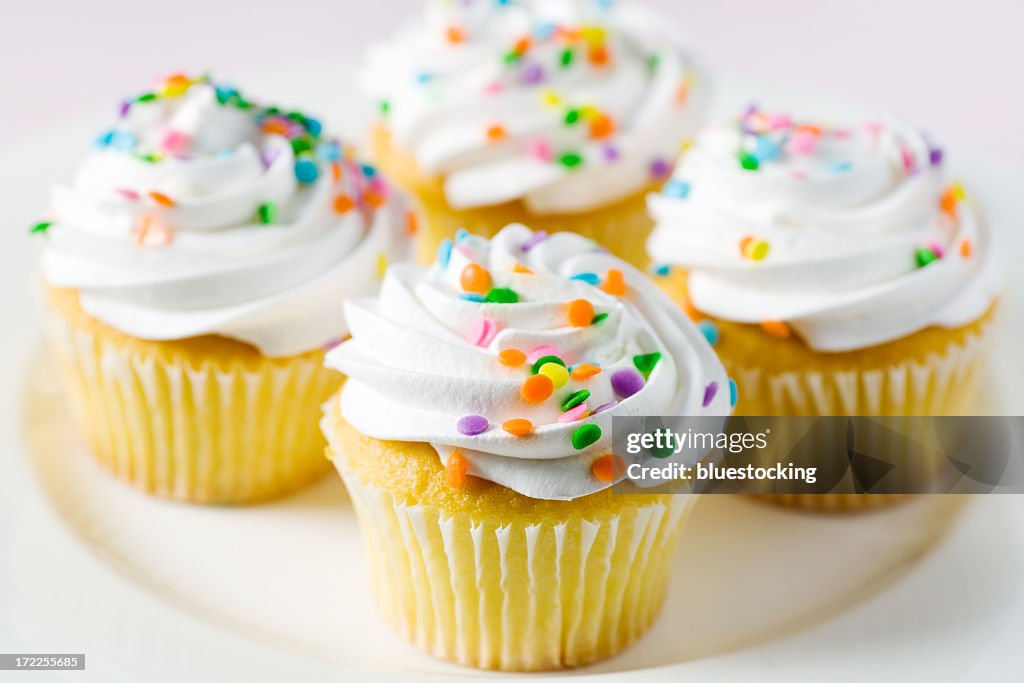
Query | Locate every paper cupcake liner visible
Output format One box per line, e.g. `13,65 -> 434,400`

337,467 -> 693,671
414,190 -> 655,269
44,303 -> 340,504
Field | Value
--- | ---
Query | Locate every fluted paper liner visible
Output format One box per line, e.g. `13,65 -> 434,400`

334,458 -> 693,671
44,290 -> 339,504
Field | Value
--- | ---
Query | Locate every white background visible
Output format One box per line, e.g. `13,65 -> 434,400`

1,0 -> 1022,162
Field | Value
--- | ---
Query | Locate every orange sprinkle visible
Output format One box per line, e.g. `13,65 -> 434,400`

739,235 -> 755,257
795,124 -> 822,135
587,45 -> 610,67
262,119 -> 290,136
521,374 -> 554,403
364,190 -> 386,208
446,451 -> 469,488
134,213 -> 174,247
761,320 -> 792,339
460,263 -> 492,294
406,210 -> 419,235
331,162 -> 343,183
571,363 -> 601,380
601,268 -> 627,296
513,36 -> 532,55
591,454 -> 625,483
513,262 -> 533,274
498,349 -> 526,367
334,194 -> 356,214
940,187 -> 958,219
486,124 -> 507,142
675,80 -> 691,106
148,191 -> 175,207
446,25 -> 466,44
567,299 -> 595,327
502,419 -> 534,437
589,114 -> 615,139
960,239 -> 973,258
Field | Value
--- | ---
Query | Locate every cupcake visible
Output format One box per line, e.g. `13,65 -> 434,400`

34,73 -> 410,504
363,0 -> 707,267
647,106 -> 1003,510
322,225 -> 730,670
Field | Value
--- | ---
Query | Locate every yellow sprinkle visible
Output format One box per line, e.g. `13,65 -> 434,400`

538,362 -> 570,389
376,252 -> 388,279
749,240 -> 770,261
579,104 -> 599,120
580,25 -> 607,45
540,89 -> 563,108
951,181 -> 967,201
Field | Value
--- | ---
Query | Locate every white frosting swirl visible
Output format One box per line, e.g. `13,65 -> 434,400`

362,0 -> 707,214
326,225 -> 730,500
647,108 -> 1003,352
41,75 -> 409,356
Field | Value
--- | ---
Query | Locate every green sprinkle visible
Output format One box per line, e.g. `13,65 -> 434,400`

915,247 -> 938,268
738,151 -> 759,171
572,423 -> 602,450
485,287 -> 519,304
559,151 -> 583,169
258,202 -> 277,225
266,106 -> 281,115
633,352 -> 662,377
652,442 -> 675,459
139,153 -> 162,163
287,111 -> 305,122
290,137 -> 312,155
559,48 -> 575,67
503,51 -> 522,65
136,93 -> 157,103
531,355 -> 565,374
561,390 -> 590,412
29,221 -> 51,235
379,100 -> 391,116
591,312 -> 609,324
564,108 -> 581,126
234,97 -> 252,110
647,53 -> 661,73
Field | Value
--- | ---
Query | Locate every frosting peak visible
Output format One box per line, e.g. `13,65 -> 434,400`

363,0 -> 707,214
326,225 -> 731,500
648,106 -> 1003,352
39,74 -> 409,356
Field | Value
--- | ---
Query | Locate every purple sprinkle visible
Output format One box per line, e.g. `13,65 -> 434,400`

520,230 -> 549,253
702,381 -> 719,407
521,62 -> 545,85
119,100 -> 132,118
457,415 -> 489,436
602,144 -> 621,162
593,401 -> 618,414
929,148 -> 944,166
260,148 -> 281,170
611,368 -> 645,399
650,158 -> 672,179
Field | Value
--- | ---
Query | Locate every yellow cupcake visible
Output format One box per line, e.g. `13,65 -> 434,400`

646,108 -> 1004,512
323,226 -> 731,668
35,74 -> 409,504
362,2 -> 708,268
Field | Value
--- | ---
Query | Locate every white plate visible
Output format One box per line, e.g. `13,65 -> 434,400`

1,59 -> 1022,682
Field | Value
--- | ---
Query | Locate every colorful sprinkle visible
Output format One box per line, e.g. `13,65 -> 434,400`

457,415 -> 489,436
498,349 -> 526,367
522,374 -> 554,403
572,423 -> 602,450
697,320 -> 719,346
467,316 -> 498,347
652,264 -> 672,277
257,202 -> 277,224
561,389 -> 591,412
611,367 -> 645,398
539,362 -> 570,388
486,124 -> 507,142
649,158 -> 672,179
531,354 -> 566,374
593,400 -> 618,414
633,352 -> 662,376
486,287 -> 519,304
591,454 -> 624,483
960,239 -> 973,258
559,404 -> 590,423
702,381 -> 719,407
460,263 -> 492,294
567,299 -> 595,327
527,138 -> 553,161
663,179 -> 690,199
29,221 -> 51,235
591,312 -> 609,324
571,363 -> 601,380
915,247 -> 939,268
148,191 -> 175,207
294,158 -> 319,183
729,378 -> 738,407
761,320 -> 792,339
737,151 -> 759,171
446,25 -> 466,43
520,230 -> 548,252
460,293 -> 487,302
502,419 -> 534,437
446,451 -> 468,488
600,268 -> 626,296
560,151 -> 584,169
570,272 -> 600,285
526,344 -> 560,364
334,194 -> 355,214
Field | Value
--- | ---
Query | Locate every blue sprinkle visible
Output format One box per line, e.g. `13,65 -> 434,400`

455,228 -> 470,242
753,136 -> 781,162
294,158 -> 320,184
95,129 -> 115,147
360,164 -> 377,178
829,161 -> 852,173
317,141 -> 342,161
460,293 -> 487,302
569,272 -> 601,285
110,131 -> 137,152
651,263 -> 672,277
304,117 -> 322,136
729,378 -> 738,407
697,320 -> 719,346
437,238 -> 453,269
663,179 -> 690,199
415,71 -> 433,84
534,21 -> 557,40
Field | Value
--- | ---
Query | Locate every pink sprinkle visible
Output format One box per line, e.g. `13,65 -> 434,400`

768,114 -> 792,130
160,130 -> 189,153
787,130 -> 819,155
789,169 -> 806,180
467,316 -> 498,347
925,241 -> 945,258
527,345 -> 560,364
832,127 -> 853,139
900,146 -> 915,172
526,138 -> 553,162
558,404 -> 589,423
116,188 -> 140,200
865,122 -> 884,137
483,80 -> 504,95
